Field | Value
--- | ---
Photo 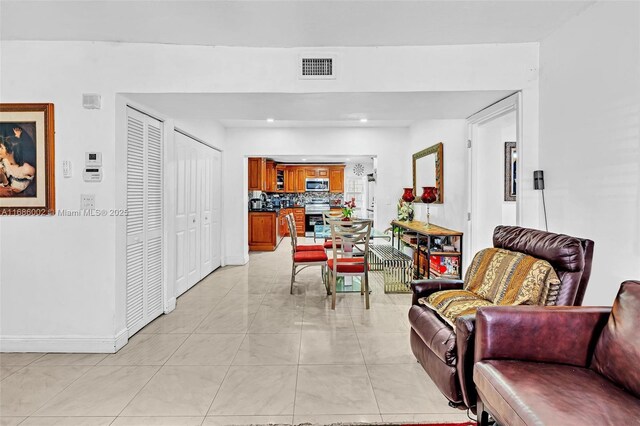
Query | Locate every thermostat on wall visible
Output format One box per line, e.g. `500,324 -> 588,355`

83,167 -> 102,182
85,152 -> 102,167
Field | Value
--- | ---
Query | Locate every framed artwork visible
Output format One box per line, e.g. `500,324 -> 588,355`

0,103 -> 55,215
504,141 -> 516,202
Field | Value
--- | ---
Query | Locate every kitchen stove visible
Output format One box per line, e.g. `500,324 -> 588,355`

305,198 -> 330,237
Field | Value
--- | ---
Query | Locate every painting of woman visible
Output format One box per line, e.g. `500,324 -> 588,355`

0,103 -> 55,215
0,125 -> 37,197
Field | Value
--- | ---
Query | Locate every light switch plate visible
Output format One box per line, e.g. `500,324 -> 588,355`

62,160 -> 72,178
81,194 -> 95,210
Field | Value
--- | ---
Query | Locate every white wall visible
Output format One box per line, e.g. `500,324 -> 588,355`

408,120 -> 468,234
0,40 -> 539,351
225,127 -> 410,262
539,1 -> 640,305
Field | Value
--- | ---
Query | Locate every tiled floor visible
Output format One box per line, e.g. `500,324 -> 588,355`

0,238 -> 470,425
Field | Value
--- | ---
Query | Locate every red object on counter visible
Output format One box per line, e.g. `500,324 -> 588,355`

402,187 -> 415,203
421,186 -> 438,204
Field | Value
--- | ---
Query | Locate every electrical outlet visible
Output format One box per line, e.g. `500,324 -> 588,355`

62,160 -> 73,178
81,194 -> 95,210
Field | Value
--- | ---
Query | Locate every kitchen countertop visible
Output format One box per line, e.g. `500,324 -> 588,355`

249,208 -> 281,213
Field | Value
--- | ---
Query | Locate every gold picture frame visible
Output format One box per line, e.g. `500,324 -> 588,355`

412,142 -> 443,204
0,103 -> 55,215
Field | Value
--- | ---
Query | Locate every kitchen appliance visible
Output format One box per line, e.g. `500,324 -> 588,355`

305,198 -> 331,236
250,199 -> 262,210
305,178 -> 330,192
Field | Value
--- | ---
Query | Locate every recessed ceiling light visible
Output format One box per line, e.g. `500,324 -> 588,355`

266,118 -> 275,123
360,118 -> 368,123
302,158 -> 307,162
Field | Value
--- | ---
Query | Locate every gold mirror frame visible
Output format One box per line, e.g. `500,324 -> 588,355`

412,142 -> 443,204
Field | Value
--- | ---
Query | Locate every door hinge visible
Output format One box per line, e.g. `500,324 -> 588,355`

467,212 -> 471,221
467,140 -> 472,148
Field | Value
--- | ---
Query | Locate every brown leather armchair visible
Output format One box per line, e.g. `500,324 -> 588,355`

474,281 -> 640,425
408,226 -> 594,411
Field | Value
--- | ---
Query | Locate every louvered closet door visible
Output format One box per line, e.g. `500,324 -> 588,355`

126,107 -> 164,336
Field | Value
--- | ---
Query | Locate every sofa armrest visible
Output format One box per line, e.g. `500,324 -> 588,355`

411,279 -> 464,305
455,314 -> 477,408
475,306 -> 611,367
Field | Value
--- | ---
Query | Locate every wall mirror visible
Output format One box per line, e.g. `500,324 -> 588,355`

412,142 -> 443,203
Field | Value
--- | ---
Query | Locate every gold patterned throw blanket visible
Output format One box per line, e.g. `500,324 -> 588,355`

419,248 -> 561,327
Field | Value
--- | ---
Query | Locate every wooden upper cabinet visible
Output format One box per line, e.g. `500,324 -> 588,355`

248,157 -> 266,191
285,167 -> 296,192
305,168 -> 317,177
317,168 -> 329,177
296,168 -> 306,193
265,161 -> 276,192
329,166 -> 345,193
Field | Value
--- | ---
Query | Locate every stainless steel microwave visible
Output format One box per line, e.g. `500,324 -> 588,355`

305,178 -> 329,192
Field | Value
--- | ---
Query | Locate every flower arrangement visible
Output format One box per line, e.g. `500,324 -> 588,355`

342,197 -> 356,220
397,199 -> 414,221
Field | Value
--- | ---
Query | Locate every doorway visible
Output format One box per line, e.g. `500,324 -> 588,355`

467,94 -> 520,255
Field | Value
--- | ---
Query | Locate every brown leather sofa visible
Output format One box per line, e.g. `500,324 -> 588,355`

408,226 -> 594,411
474,280 -> 640,425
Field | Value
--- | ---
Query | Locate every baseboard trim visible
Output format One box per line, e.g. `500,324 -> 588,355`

225,254 -> 249,265
1,333 -> 128,354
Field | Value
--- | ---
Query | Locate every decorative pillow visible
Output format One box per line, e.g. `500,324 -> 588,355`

419,290 -> 494,327
464,248 -> 561,306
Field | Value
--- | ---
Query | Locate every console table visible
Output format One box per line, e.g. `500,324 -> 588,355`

391,220 -> 464,280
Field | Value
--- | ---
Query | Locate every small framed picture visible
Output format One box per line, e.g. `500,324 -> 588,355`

504,142 -> 516,202
0,103 -> 55,215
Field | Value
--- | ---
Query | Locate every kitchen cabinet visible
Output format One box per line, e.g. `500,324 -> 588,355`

305,168 -> 317,177
285,168 -> 296,192
318,168 -> 329,177
280,208 -> 291,236
329,166 -> 345,193
249,211 -> 282,251
293,207 -> 305,236
296,168 -> 306,193
275,166 -> 285,192
265,160 -> 276,192
248,157 -> 266,191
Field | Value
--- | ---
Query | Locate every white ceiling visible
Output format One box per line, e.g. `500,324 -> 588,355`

1,1 -> 593,47
127,91 -> 514,127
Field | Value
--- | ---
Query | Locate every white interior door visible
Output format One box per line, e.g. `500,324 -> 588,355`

211,149 -> 222,271
200,144 -> 213,277
125,107 -> 164,336
174,131 -> 222,296
186,141 -> 201,288
174,135 -> 189,294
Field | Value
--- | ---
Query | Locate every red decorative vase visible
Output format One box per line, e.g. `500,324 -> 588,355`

421,186 -> 438,204
402,187 -> 415,203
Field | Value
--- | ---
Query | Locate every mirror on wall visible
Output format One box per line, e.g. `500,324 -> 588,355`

412,142 -> 443,203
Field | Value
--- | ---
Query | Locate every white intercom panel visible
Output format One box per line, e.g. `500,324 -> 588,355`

83,167 -> 102,182
85,152 -> 102,167
83,152 -> 103,182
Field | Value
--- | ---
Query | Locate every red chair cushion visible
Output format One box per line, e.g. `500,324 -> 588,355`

294,251 -> 328,263
296,244 -> 325,252
327,258 -> 366,273
324,240 -> 342,249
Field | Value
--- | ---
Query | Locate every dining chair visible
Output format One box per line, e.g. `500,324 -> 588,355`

327,219 -> 373,310
322,210 -> 344,250
286,213 -> 327,294
287,212 -> 325,252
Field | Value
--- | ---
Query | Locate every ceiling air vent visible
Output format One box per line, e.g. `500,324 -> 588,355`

299,55 -> 337,80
